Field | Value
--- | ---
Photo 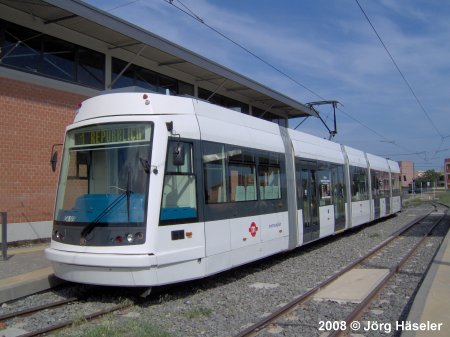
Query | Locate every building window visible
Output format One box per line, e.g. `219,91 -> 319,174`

77,47 -> 105,88
0,19 -> 105,89
41,38 -> 75,81
253,107 -> 287,127
158,74 -> 177,95
111,58 -> 194,95
198,87 -> 249,113
179,81 -> 195,96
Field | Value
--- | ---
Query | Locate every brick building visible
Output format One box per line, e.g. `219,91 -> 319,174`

0,78 -> 85,227
399,160 -> 415,189
0,1 -> 315,242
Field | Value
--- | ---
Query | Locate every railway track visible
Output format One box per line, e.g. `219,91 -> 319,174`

0,297 -> 77,321
234,203 -> 449,337
0,294 -> 133,337
0,202 -> 443,337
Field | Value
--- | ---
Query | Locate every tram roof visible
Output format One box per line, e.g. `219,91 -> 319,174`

0,0 -> 318,119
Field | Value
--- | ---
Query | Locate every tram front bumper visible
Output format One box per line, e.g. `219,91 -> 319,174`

45,248 -> 158,286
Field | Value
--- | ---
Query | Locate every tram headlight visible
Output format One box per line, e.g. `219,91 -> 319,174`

54,230 -> 64,240
135,232 -> 144,240
126,233 -> 134,243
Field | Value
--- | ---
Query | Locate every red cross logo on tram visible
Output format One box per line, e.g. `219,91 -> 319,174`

249,222 -> 258,237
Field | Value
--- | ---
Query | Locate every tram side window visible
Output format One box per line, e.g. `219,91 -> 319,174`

331,164 -> 346,226
228,148 -> 257,202
258,157 -> 281,200
350,166 -> 368,201
331,164 -> 346,203
371,170 -> 383,198
318,162 -> 332,206
382,171 -> 390,198
381,171 -> 389,198
203,142 -> 228,203
392,173 -> 401,196
160,141 -> 197,224
203,142 -> 284,203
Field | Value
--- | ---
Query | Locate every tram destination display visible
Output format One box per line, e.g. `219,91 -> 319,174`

74,125 -> 147,146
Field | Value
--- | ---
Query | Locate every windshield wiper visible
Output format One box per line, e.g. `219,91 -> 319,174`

139,157 -> 151,174
80,171 -> 133,241
126,170 -> 131,225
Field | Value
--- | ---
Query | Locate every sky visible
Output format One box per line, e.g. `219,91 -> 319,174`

84,0 -> 450,171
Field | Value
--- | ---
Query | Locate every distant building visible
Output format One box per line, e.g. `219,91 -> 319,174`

399,161 -> 415,188
445,158 -> 450,190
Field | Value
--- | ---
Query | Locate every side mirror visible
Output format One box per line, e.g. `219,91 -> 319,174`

51,151 -> 58,172
173,143 -> 185,166
50,144 -> 63,172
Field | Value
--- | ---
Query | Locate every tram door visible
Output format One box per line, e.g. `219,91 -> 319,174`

331,164 -> 346,231
371,170 -> 381,219
300,163 -> 319,243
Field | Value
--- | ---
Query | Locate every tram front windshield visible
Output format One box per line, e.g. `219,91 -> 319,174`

53,122 -> 153,243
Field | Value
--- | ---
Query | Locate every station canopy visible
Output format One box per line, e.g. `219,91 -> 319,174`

0,0 -> 318,119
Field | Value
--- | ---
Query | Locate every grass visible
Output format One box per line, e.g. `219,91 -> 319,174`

60,305 -> 213,337
402,190 -> 450,208
438,191 -> 450,207
402,196 -> 425,208
183,307 -> 213,319
59,319 -> 173,337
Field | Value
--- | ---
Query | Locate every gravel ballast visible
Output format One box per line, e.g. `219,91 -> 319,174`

1,203 -> 447,337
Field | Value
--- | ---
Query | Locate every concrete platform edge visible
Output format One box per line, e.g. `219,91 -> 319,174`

0,273 -> 65,304
401,218 -> 450,337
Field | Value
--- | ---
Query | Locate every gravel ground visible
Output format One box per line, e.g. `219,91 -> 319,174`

0,284 -> 131,332
269,207 -> 448,337
359,211 -> 449,337
1,203 -> 447,337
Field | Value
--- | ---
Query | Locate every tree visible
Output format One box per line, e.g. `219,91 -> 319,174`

415,170 -> 441,187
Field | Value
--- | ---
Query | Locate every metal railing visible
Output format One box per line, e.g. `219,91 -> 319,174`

1,212 -> 7,260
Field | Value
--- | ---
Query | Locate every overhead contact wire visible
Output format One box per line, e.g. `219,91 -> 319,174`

163,0 -> 428,158
354,0 -> 444,140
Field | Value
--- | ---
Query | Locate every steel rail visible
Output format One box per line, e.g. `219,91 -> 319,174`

327,205 -> 448,337
0,297 -> 78,321
0,291 -> 134,337
16,302 -> 132,337
233,207 -> 436,337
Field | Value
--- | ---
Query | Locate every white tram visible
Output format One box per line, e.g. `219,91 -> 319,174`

45,91 -> 401,287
